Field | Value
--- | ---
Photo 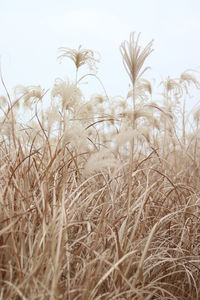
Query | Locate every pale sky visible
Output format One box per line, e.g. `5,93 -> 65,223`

1,0 -> 200,107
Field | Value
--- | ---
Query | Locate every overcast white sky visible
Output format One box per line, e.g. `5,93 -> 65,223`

0,0 -> 200,107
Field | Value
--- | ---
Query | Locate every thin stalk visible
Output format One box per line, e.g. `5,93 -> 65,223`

127,84 -> 136,214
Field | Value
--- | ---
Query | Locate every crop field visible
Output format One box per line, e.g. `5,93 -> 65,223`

0,33 -> 200,299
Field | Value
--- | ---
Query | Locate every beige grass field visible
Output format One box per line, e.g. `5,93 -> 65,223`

0,33 -> 200,299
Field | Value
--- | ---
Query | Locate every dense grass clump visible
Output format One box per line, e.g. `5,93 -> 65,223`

0,33 -> 200,299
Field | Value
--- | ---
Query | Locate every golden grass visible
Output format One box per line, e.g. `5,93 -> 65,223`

0,33 -> 200,299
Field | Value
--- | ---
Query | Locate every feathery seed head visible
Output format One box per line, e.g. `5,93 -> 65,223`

14,85 -> 44,108
58,45 -> 100,73
84,149 -> 119,175
91,93 -> 105,104
51,78 -> 82,111
75,101 -> 95,121
120,32 -> 154,86
165,77 -> 183,99
180,70 -> 200,91
63,124 -> 87,150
